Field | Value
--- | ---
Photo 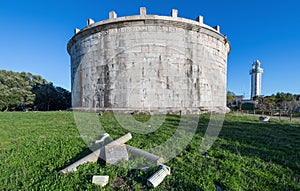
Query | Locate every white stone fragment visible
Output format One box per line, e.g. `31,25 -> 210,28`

92,175 -> 109,187
147,164 -> 171,188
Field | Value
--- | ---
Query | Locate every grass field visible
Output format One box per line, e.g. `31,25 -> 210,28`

0,112 -> 299,190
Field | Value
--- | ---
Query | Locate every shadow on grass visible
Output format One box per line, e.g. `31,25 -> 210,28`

217,118 -> 300,174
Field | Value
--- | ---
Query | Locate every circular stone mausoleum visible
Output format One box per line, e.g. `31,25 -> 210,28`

68,8 -> 230,114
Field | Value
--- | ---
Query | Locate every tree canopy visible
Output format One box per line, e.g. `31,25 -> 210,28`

227,90 -> 300,112
0,70 -> 70,111
226,91 -> 237,106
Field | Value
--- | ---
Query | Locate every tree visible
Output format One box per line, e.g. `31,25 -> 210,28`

263,96 -> 276,110
55,86 -> 71,110
0,70 -> 71,111
227,91 -> 236,107
32,83 -> 71,111
253,95 -> 265,110
275,92 -> 294,109
0,70 -> 39,111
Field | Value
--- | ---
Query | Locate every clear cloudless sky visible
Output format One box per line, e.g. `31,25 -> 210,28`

0,0 -> 299,98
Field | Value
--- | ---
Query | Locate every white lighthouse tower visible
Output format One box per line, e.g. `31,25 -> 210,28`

250,60 -> 263,99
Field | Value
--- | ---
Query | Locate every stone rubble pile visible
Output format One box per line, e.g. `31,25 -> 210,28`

61,133 -> 170,188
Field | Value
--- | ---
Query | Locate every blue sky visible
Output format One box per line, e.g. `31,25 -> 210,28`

1,0 -> 299,98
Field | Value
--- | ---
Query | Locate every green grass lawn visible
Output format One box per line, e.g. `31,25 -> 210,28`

0,111 -> 299,190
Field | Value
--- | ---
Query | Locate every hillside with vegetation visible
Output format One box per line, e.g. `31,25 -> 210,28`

0,70 -> 71,111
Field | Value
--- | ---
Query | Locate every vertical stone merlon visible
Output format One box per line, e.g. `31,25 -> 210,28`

109,11 -> 117,19
196,16 -> 204,24
171,9 -> 178,18
87,18 -> 95,26
214,25 -> 220,32
74,28 -> 80,34
140,7 -> 147,16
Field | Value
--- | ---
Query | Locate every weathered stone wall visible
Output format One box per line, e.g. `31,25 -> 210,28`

68,8 -> 230,114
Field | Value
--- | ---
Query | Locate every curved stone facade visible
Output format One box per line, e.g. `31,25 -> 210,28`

68,8 -> 230,114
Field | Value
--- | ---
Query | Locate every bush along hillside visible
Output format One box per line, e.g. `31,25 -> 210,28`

0,70 -> 71,111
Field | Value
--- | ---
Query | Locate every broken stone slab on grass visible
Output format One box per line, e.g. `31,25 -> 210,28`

92,175 -> 109,187
99,133 -> 132,160
110,133 -> 132,146
61,133 -> 132,174
61,149 -> 100,174
125,145 -> 165,165
104,144 -> 129,164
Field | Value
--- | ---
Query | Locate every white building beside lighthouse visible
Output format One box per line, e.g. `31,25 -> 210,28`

250,60 -> 263,99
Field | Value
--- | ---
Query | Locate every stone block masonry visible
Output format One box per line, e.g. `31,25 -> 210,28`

68,8 -> 230,114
